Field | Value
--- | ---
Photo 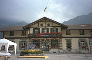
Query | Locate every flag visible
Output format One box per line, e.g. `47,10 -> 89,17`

44,6 -> 47,12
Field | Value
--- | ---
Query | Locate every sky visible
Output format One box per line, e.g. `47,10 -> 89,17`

0,0 -> 92,23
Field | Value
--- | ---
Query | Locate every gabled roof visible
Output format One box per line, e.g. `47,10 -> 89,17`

24,17 -> 67,28
0,26 -> 23,32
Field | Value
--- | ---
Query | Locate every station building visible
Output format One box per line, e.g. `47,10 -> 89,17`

0,17 -> 92,53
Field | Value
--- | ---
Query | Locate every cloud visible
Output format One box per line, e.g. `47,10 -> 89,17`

37,0 -> 76,23
0,0 -> 92,23
40,0 -> 92,23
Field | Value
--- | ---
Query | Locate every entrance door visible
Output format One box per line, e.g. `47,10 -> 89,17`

41,40 -> 49,51
66,39 -> 72,51
79,39 -> 88,53
51,39 -> 58,48
32,40 -> 40,48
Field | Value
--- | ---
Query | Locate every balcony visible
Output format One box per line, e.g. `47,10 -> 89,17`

28,32 -> 62,38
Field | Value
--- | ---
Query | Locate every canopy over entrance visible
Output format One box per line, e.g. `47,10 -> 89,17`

0,38 -> 17,55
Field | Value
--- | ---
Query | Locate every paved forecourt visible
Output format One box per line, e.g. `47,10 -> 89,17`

0,54 -> 92,60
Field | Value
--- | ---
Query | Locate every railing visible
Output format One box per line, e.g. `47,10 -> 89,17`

28,32 -> 62,38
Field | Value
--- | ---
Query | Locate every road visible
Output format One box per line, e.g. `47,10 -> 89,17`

0,54 -> 92,60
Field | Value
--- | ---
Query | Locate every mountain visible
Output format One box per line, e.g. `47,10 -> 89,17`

63,12 -> 92,24
0,18 -> 27,28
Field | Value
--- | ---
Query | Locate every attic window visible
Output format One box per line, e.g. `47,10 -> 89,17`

47,24 -> 50,26
40,24 -> 43,27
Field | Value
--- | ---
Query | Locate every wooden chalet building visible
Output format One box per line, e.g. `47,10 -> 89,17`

0,17 -> 92,53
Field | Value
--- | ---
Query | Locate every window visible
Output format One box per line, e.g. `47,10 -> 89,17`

40,24 -> 43,27
66,29 -> 71,35
19,41 -> 27,50
51,39 -> 58,48
51,28 -> 58,32
10,31 -> 14,36
79,39 -> 88,50
90,42 -> 92,45
0,32 -> 3,38
42,28 -> 49,33
33,28 -> 40,34
90,30 -> 92,35
79,30 -> 84,35
89,40 -> 92,45
22,30 -> 26,36
47,24 -> 50,26
66,39 -> 72,51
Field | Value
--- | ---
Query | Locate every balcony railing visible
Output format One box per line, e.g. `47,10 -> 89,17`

28,32 -> 62,38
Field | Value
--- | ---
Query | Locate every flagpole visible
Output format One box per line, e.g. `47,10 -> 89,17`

43,6 -> 47,17
43,0 -> 50,17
